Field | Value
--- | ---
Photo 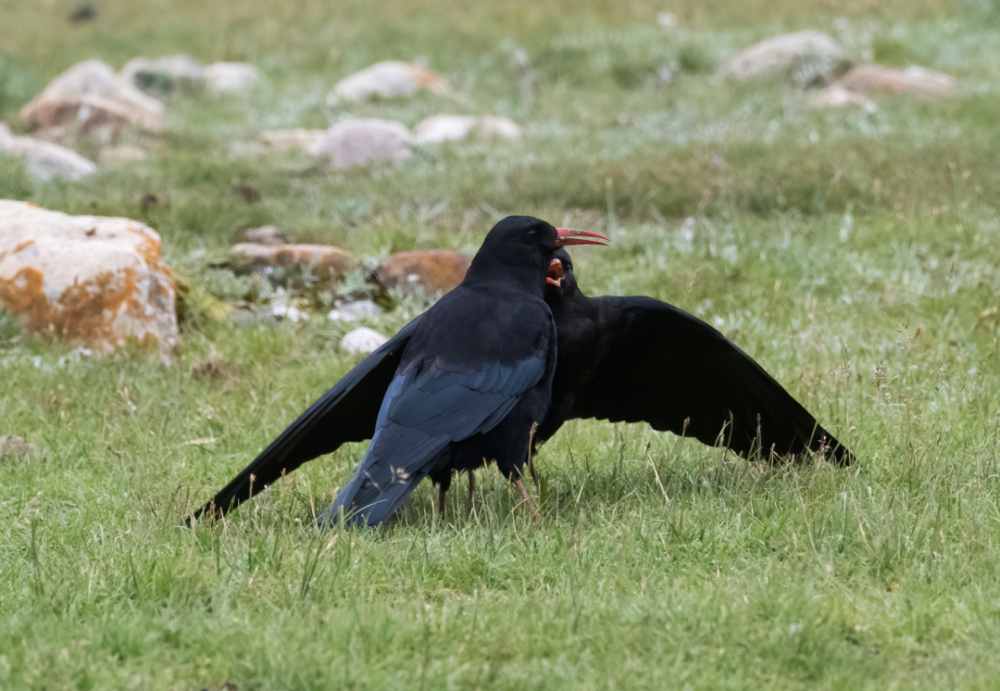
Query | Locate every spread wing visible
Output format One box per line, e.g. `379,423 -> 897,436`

193,316 -> 423,519
561,296 -> 851,463
322,339 -> 551,527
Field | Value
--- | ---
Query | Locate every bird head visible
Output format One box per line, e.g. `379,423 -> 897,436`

467,216 -> 607,293
544,249 -> 581,302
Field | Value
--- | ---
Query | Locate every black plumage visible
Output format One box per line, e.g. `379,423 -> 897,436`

193,217 -> 608,526
193,241 -> 850,525
537,250 -> 851,463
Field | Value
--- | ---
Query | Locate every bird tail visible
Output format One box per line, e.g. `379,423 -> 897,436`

317,430 -> 450,528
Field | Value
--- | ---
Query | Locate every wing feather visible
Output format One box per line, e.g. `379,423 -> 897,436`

564,297 -> 851,463
193,316 -> 423,519
324,340 -> 550,526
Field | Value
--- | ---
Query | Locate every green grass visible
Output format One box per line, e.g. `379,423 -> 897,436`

3,0 -> 1000,688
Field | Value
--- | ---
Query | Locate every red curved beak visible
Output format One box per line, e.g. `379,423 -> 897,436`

556,227 -> 610,247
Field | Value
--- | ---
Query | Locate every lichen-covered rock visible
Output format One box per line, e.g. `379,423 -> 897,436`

309,119 -> 412,170
833,64 -> 956,99
327,61 -> 448,105
0,124 -> 97,180
231,243 -> 354,279
376,249 -> 471,295
0,200 -> 178,361
341,327 -> 388,355
121,55 -> 205,93
413,114 -> 522,144
18,59 -> 164,135
720,31 -> 850,86
204,62 -> 260,93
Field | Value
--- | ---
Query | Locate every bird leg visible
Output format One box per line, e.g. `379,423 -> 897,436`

467,470 -> 476,510
527,421 -> 539,484
514,477 -> 541,522
438,485 -> 447,520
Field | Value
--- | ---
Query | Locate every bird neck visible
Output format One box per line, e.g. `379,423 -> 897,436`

548,286 -> 593,322
463,251 -> 549,297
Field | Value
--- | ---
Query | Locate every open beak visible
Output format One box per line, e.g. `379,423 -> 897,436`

546,258 -> 564,287
556,227 -> 610,247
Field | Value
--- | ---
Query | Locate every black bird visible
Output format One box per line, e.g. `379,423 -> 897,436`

194,245 -> 849,524
537,250 -> 852,463
193,217 -> 608,527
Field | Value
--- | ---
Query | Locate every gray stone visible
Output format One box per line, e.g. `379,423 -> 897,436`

327,60 -> 448,105
340,327 -> 388,355
204,62 -> 260,94
720,31 -> 850,86
327,300 -> 381,322
414,114 -> 522,144
309,118 -> 412,170
243,225 -> 288,246
0,124 -> 97,181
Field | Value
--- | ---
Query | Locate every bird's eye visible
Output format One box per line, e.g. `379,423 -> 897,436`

527,229 -> 537,237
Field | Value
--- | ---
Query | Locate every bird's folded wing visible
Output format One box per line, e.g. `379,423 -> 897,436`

568,297 -> 852,463
194,316 -> 424,518
330,347 -> 549,525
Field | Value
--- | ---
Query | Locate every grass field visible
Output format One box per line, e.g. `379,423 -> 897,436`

3,0 -> 1000,688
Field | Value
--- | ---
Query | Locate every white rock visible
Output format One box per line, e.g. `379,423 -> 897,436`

811,85 -> 877,112
309,118 -> 412,170
27,60 -> 120,100
243,225 -> 288,246
414,114 -> 522,144
475,116 -> 522,140
0,200 -> 178,361
657,12 -> 678,29
121,55 -> 205,92
0,124 -> 97,181
720,31 -> 850,86
326,60 -> 447,105
267,302 -> 309,323
340,327 -> 388,355
327,300 -> 381,322
414,115 -> 475,143
204,62 -> 260,94
18,59 -> 165,134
